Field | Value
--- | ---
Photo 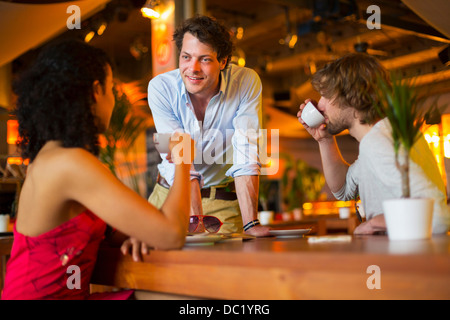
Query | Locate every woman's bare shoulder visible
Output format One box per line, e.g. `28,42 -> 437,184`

29,145 -> 106,185
34,145 -> 93,166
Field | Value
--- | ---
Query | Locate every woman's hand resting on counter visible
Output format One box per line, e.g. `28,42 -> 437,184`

121,237 -> 151,262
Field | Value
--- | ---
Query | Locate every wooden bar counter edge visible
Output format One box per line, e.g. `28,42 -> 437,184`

91,234 -> 450,300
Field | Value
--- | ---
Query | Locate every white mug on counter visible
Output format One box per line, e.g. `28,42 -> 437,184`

339,207 -> 351,219
258,211 -> 274,225
301,101 -> 325,128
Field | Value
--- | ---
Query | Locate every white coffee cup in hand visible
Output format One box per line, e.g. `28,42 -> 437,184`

301,101 -> 325,128
153,133 -> 172,153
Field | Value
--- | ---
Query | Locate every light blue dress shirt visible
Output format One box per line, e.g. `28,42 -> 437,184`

147,64 -> 262,188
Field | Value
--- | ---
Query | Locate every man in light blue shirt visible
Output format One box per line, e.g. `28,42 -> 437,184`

147,15 -> 270,236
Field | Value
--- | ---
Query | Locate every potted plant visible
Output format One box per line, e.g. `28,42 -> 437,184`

375,73 -> 439,240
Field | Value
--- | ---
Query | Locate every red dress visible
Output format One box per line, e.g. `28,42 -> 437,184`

1,210 -> 133,300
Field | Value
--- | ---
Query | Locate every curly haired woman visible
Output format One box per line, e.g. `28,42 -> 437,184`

2,39 -> 193,300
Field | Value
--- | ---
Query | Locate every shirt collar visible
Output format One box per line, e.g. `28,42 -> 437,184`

218,69 -> 226,95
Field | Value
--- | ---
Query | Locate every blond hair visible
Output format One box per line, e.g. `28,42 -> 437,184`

311,53 -> 389,124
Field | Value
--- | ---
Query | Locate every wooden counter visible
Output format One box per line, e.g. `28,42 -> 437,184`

268,215 -> 360,235
0,233 -> 13,292
91,234 -> 450,300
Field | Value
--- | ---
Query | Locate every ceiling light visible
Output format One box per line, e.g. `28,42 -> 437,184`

288,34 -> 298,49
236,27 -> 244,40
141,0 -> 161,19
84,31 -> 95,43
96,22 -> 107,36
231,47 -> 246,67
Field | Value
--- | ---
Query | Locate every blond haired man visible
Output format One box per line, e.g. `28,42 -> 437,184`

298,53 -> 450,234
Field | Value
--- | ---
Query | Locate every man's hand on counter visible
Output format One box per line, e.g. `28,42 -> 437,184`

245,225 -> 271,237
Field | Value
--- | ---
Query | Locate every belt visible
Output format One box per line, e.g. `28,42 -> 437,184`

157,174 -> 237,201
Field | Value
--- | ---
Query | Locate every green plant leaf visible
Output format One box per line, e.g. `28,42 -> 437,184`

99,83 -> 151,196
374,72 -> 444,198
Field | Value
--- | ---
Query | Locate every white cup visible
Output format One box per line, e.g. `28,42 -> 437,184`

0,214 -> 10,232
301,101 -> 325,128
292,208 -> 303,220
153,133 -> 172,153
258,211 -> 274,225
282,212 -> 292,222
339,207 -> 350,219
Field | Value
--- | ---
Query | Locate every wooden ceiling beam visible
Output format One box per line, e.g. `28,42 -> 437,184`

381,46 -> 447,70
413,69 -> 450,87
237,8 -> 312,45
264,28 -> 407,74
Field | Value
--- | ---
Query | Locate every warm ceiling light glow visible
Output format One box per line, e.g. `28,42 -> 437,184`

7,120 -> 18,145
98,135 -> 108,149
444,134 -> 450,158
309,60 -> 317,74
423,121 -> 446,178
84,31 -> 95,43
288,34 -> 298,48
141,7 -> 160,19
335,200 -> 352,208
7,157 -> 23,166
160,2 -> 174,20
141,0 -> 161,19
302,202 -> 313,210
236,27 -> 244,40
97,22 -> 107,36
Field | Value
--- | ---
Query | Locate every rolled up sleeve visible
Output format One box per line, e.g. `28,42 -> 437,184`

226,69 -> 262,178
332,160 -> 359,201
148,77 -> 203,185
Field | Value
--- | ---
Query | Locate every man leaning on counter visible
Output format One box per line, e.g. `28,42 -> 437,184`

147,15 -> 270,237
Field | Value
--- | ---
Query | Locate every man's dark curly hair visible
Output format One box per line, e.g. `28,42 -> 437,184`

13,39 -> 112,162
173,15 -> 234,69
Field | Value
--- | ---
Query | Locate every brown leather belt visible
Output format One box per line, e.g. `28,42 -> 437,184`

157,174 -> 237,201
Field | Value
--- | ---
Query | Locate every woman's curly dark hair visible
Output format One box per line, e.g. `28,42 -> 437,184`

13,39 -> 112,162
173,15 -> 234,69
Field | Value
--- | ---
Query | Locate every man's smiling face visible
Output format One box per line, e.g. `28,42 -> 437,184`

179,32 -> 226,100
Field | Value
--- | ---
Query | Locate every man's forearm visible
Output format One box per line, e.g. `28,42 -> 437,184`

318,137 -> 350,193
234,175 -> 259,225
190,178 -> 203,216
